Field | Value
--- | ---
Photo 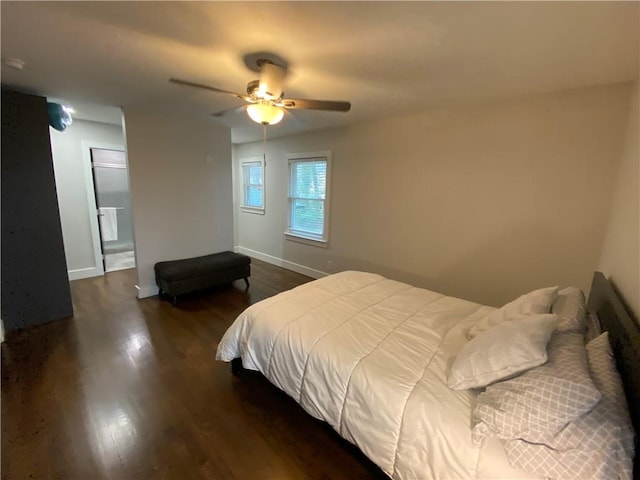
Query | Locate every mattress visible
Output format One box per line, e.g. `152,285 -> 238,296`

216,271 -> 542,479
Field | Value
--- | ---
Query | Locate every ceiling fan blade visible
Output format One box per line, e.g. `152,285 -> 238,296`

278,98 -> 351,112
169,78 -> 251,102
211,105 -> 247,118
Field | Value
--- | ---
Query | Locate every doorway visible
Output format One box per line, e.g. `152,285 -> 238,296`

90,148 -> 136,272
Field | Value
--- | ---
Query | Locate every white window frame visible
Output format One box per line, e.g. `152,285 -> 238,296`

284,151 -> 332,247
240,157 -> 265,214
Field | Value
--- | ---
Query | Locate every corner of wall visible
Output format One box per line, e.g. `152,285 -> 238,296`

135,284 -> 159,299
596,80 -> 639,320
124,106 -> 234,297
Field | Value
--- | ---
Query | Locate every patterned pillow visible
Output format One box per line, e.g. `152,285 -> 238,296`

586,332 -> 634,478
501,332 -> 634,479
472,333 -> 601,444
448,314 -> 559,390
468,286 -> 558,339
552,287 -> 587,334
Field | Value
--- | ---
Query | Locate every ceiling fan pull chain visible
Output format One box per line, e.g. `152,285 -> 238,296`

263,124 -> 267,165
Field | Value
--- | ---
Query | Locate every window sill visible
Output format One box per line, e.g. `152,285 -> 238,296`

284,231 -> 328,248
241,206 -> 265,215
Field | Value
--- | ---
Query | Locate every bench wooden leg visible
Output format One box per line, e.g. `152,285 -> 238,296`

243,277 -> 250,289
172,295 -> 177,307
231,358 -> 243,375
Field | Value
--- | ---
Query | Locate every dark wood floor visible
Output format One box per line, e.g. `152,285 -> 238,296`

2,259 -> 388,480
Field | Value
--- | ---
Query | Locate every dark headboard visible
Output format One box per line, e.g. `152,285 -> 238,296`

587,271 -> 639,477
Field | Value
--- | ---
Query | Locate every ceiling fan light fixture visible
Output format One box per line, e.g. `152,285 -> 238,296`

247,102 -> 284,125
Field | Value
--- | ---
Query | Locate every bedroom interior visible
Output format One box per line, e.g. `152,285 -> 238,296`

1,1 -> 639,479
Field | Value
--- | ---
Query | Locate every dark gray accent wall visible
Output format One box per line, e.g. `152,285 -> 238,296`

1,90 -> 73,331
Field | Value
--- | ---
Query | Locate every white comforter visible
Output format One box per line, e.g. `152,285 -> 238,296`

216,271 -> 539,479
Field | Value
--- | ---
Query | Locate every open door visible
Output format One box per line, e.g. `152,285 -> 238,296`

90,148 -> 136,272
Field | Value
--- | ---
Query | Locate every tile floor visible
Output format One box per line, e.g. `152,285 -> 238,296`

104,250 -> 135,272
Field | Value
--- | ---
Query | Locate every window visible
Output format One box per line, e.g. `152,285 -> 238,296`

240,158 -> 264,213
286,151 -> 331,245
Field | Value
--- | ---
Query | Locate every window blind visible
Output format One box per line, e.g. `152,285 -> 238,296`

289,159 -> 326,236
242,161 -> 263,209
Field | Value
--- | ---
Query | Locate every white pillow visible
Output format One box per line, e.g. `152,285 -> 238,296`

448,314 -> 559,390
468,286 -> 559,339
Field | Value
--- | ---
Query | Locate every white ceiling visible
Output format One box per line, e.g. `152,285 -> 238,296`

1,1 -> 638,143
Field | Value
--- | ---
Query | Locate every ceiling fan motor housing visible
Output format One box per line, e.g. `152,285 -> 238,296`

256,60 -> 286,100
246,79 -> 260,96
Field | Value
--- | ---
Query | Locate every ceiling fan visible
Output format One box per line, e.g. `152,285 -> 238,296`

169,59 -> 351,126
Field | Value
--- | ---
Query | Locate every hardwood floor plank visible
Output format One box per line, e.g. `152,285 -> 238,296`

2,259 -> 386,480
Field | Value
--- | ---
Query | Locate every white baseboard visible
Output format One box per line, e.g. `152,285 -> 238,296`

136,284 -> 159,299
68,266 -> 103,281
234,246 -> 327,279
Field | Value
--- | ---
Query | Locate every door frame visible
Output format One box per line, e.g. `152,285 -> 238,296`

79,140 -> 126,279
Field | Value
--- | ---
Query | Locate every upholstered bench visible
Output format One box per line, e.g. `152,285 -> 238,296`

154,251 -> 251,306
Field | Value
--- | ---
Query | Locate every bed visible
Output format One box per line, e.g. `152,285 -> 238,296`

216,271 -> 638,479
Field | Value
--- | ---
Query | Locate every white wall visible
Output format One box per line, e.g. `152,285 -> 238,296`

124,107 -> 233,298
234,83 -> 633,307
598,80 -> 639,320
50,119 -> 125,279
